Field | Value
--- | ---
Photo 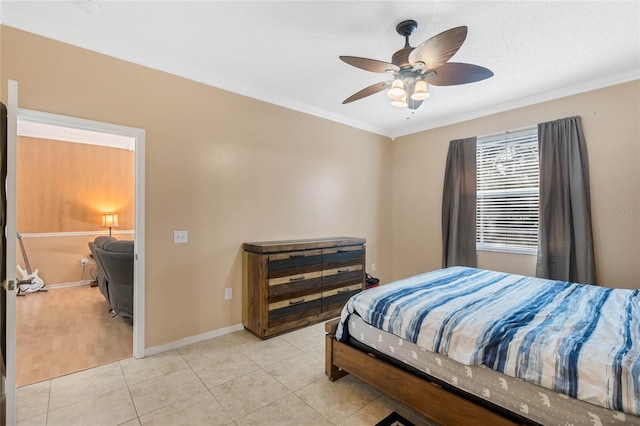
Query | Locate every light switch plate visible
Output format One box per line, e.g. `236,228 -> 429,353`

174,230 -> 188,244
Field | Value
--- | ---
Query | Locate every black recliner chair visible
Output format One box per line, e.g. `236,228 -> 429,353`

88,236 -> 114,305
89,236 -> 134,323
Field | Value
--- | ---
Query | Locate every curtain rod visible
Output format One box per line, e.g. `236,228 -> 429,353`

480,124 -> 537,139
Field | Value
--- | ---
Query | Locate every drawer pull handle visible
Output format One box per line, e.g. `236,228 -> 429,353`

338,288 -> 352,294
289,276 -> 306,281
338,269 -> 350,273
337,249 -> 349,253
289,298 -> 305,305
289,254 -> 305,258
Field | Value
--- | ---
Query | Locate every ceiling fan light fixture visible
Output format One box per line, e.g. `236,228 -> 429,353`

391,93 -> 408,108
411,80 -> 430,101
387,78 -> 406,100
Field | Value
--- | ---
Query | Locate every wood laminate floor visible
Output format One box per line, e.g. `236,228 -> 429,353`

16,285 -> 133,387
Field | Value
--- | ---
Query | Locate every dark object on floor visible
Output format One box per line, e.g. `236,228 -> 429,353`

365,273 -> 380,289
375,411 -> 416,426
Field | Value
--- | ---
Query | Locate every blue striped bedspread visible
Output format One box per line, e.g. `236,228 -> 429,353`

336,267 -> 640,416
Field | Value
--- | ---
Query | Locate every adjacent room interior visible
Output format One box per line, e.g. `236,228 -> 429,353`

15,120 -> 135,386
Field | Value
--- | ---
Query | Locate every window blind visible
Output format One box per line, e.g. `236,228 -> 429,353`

476,127 -> 539,254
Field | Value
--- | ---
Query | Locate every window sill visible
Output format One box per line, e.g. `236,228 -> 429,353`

476,246 -> 537,256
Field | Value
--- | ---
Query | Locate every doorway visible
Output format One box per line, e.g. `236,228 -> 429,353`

15,110 -> 145,386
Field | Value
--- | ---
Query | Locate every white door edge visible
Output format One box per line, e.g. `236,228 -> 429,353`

6,79 -> 19,426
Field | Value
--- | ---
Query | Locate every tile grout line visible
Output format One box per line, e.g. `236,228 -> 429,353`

117,359 -> 142,425
179,346 -> 243,424
293,375 -> 336,425
45,379 -> 51,425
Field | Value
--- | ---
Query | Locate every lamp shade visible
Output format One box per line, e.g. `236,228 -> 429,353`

386,78 -> 406,100
390,94 -> 408,108
102,213 -> 119,228
411,80 -> 430,101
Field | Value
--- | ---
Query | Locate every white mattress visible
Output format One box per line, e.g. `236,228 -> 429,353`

347,314 -> 638,426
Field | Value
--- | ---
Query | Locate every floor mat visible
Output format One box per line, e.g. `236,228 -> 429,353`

375,411 -> 416,426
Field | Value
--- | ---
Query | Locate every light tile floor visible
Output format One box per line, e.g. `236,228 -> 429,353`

17,322 -> 436,426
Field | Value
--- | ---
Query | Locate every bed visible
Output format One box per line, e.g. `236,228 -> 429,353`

325,267 -> 640,426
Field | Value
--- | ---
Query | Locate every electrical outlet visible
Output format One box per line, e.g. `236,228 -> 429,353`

173,230 -> 188,244
371,262 -> 376,272
224,288 -> 232,300
80,258 -> 89,265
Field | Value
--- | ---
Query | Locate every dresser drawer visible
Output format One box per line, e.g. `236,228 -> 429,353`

268,249 -> 322,278
322,246 -> 364,269
268,292 -> 322,328
322,264 -> 363,290
268,272 -> 322,303
322,283 -> 362,313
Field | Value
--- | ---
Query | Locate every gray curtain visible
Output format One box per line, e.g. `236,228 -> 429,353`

536,116 -> 597,284
442,137 -> 477,268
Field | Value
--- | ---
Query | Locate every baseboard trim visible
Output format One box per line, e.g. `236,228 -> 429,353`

144,323 -> 245,357
43,280 -> 94,289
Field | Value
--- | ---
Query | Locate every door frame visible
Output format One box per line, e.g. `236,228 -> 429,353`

17,108 -> 146,359
6,79 -> 19,426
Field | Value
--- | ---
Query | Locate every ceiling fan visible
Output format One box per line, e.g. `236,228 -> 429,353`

340,20 -> 493,110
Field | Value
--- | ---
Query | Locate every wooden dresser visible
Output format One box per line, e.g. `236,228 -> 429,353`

242,237 -> 366,339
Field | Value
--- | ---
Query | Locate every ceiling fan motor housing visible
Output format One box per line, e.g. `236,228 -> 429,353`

396,20 -> 418,39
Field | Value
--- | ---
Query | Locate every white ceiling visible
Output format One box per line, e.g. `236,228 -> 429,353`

2,1 -> 639,138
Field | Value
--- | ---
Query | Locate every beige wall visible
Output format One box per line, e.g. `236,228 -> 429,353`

17,137 -> 135,233
15,137 -> 134,284
392,80 -> 640,289
1,27 -> 393,347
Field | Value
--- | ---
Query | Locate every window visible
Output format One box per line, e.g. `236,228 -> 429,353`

476,127 -> 539,254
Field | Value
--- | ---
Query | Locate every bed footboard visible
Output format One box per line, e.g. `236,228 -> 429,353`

324,318 -> 518,426
324,319 -> 348,381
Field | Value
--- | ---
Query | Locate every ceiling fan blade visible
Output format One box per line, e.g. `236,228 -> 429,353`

427,62 -> 494,86
340,56 -> 400,73
342,81 -> 390,104
408,26 -> 467,70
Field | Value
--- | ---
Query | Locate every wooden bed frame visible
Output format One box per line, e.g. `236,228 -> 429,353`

324,318 -> 521,426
